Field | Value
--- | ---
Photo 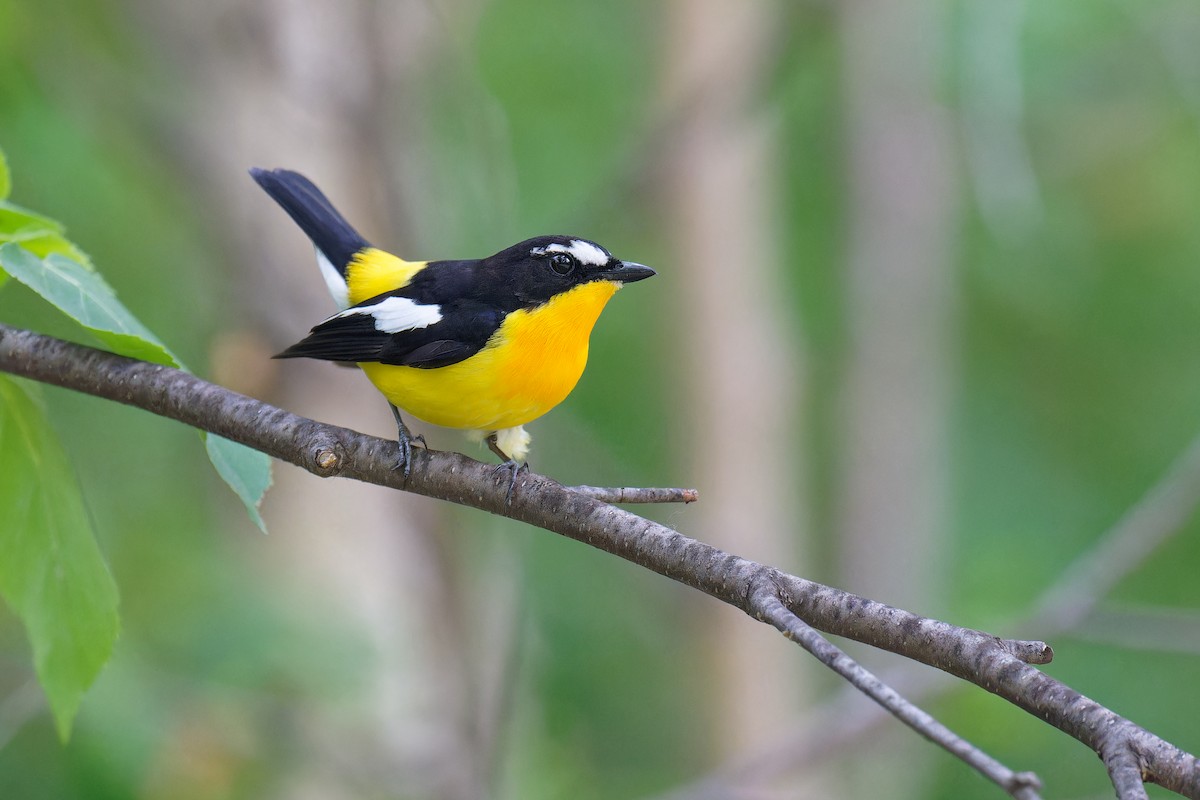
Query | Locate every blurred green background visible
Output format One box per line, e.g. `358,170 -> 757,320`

2,0 -> 1200,797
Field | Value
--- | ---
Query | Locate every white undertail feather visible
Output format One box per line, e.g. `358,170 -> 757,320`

465,425 -> 531,462
315,247 -> 350,309
494,426 -> 532,462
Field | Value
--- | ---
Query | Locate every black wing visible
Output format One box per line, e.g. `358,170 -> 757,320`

275,292 -> 506,369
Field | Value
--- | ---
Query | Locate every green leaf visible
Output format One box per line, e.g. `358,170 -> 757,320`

0,375 -> 120,740
0,245 -> 174,364
0,244 -> 273,529
0,202 -> 93,270
206,435 -> 273,533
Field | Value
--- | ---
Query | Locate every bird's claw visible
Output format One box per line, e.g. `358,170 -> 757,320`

389,404 -> 424,481
493,459 -> 529,505
485,432 -> 529,505
392,429 -> 413,479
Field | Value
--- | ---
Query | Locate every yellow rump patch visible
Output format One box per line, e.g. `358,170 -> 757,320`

345,248 -> 427,305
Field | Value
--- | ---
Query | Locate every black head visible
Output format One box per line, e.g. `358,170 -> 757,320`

477,235 -> 655,306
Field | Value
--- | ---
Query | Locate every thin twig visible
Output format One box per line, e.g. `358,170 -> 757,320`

568,485 -> 699,504
753,590 -> 1044,799
665,421 -> 1200,797
2,323 -> 1199,797
1105,744 -> 1150,800
646,669 -> 952,800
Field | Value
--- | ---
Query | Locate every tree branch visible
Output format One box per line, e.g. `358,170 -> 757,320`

1106,744 -> 1150,800
685,423 -> 1200,795
2,322 -> 1199,797
567,485 -> 699,504
754,591 -> 1043,799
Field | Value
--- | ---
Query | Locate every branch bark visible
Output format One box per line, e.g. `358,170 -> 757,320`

2,322 -> 1198,798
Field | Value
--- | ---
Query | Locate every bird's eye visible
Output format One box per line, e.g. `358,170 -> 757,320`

549,252 -> 575,275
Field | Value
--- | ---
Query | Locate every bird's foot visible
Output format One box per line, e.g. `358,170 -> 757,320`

487,432 -> 529,505
389,404 -> 424,480
492,459 -> 530,506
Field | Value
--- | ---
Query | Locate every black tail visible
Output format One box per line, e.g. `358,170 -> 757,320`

250,168 -> 370,276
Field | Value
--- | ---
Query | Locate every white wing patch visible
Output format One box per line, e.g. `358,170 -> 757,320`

531,239 -> 610,267
337,296 -> 443,333
315,246 -> 350,310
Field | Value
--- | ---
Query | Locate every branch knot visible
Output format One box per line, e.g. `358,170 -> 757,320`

313,447 -> 341,474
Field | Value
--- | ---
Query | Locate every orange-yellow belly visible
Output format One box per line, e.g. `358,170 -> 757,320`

358,280 -> 620,431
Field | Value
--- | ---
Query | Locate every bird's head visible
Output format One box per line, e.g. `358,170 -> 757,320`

481,235 -> 655,306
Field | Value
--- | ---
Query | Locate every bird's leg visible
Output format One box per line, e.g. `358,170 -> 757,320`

389,404 -> 425,479
485,434 -> 511,463
486,432 -> 528,505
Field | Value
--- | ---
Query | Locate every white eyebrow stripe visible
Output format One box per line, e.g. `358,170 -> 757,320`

337,296 -> 443,333
567,240 -> 609,266
530,240 -> 610,267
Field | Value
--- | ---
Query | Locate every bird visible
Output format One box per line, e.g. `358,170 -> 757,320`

250,167 -> 655,494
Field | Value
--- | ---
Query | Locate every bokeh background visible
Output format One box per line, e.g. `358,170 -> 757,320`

3,0 -> 1200,797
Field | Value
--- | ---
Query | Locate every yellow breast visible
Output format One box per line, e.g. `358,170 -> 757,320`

359,280 -> 621,431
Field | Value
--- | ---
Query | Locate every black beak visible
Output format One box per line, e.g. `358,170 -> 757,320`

597,260 -> 656,284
